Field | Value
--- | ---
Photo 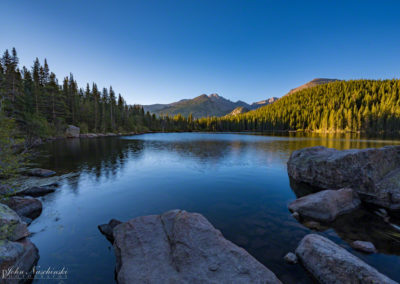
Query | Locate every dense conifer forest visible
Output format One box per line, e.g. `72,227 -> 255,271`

195,79 -> 400,133
0,48 -> 187,142
1,48 -> 400,146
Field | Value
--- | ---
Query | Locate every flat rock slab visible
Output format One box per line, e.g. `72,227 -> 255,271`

17,185 -> 56,197
2,196 -> 42,220
288,188 -> 361,222
27,168 -> 56,178
296,234 -> 397,284
108,209 -> 282,284
287,146 -> 400,210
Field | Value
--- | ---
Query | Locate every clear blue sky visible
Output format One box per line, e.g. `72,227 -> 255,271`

1,0 -> 399,105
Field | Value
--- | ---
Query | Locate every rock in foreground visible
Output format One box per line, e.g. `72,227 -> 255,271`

296,234 -> 397,284
287,146 -> 400,210
288,188 -> 361,222
0,238 -> 39,282
103,209 -> 282,284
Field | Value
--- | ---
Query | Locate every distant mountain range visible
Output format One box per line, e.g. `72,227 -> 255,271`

142,78 -> 337,118
143,94 -> 278,118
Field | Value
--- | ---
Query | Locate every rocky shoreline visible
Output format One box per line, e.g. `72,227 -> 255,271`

0,168 -> 77,283
2,144 -> 400,283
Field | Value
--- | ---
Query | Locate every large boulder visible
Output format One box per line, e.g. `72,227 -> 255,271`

2,197 -> 42,220
288,188 -> 361,222
0,204 -> 29,241
0,238 -> 39,283
103,209 -> 281,284
295,234 -> 397,284
65,125 -> 80,138
287,146 -> 400,210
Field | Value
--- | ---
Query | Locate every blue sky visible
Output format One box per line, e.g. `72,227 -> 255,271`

1,0 -> 399,104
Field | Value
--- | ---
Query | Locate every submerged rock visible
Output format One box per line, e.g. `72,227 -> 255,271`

287,146 -> 400,210
65,125 -> 80,138
0,204 -> 29,241
102,209 -> 282,284
288,188 -> 361,222
283,252 -> 298,264
2,196 -> 42,221
351,240 -> 377,254
295,234 -> 397,284
27,168 -> 56,178
0,238 -> 39,282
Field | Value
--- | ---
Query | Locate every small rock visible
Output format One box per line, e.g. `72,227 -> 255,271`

291,211 -> 300,220
2,196 -> 42,220
98,219 -> 122,242
296,234 -> 396,284
288,188 -> 361,222
303,221 -> 323,231
17,185 -> 56,197
28,168 -> 56,177
284,252 -> 298,264
351,241 -> 377,254
21,216 -> 33,225
65,125 -> 80,138
0,203 -> 30,241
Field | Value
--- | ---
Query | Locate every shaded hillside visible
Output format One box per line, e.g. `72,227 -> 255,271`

286,78 -> 339,96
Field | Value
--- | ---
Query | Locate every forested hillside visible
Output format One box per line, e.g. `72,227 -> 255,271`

195,80 -> 400,133
0,48 -> 189,142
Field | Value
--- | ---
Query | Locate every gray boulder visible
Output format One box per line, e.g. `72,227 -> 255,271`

295,234 -> 397,284
65,125 -> 80,138
0,238 -> 39,283
0,204 -> 29,241
106,209 -> 281,284
2,197 -> 42,220
287,146 -> 400,210
288,188 -> 361,222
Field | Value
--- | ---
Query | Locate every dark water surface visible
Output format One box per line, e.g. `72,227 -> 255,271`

30,132 -> 400,283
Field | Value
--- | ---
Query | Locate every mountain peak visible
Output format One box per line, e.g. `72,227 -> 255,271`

287,78 -> 339,96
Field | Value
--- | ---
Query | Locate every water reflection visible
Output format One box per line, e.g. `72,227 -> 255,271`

30,132 -> 400,284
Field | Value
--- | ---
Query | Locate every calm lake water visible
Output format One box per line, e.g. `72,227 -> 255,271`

30,132 -> 400,283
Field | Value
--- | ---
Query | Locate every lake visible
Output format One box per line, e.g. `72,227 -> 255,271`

30,132 -> 400,283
